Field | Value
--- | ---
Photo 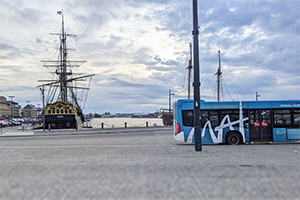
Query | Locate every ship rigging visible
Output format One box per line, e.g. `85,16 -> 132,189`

181,49 -> 252,101
37,11 -> 94,127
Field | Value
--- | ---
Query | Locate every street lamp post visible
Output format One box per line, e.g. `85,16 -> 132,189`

256,91 -> 261,101
40,87 -> 45,131
169,89 -> 175,115
192,0 -> 202,151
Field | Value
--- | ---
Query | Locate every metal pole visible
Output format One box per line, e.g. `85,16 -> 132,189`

42,87 -> 45,131
169,89 -> 171,115
256,91 -> 260,101
216,50 -> 222,102
192,0 -> 202,151
40,87 -> 45,131
169,89 -> 174,116
187,43 -> 192,99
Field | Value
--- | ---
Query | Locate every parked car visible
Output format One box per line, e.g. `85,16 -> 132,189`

0,121 -> 7,127
6,121 -> 12,126
11,120 -> 21,126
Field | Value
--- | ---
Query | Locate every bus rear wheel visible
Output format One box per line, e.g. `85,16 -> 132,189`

226,132 -> 242,145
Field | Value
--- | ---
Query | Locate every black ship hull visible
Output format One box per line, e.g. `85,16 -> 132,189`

45,114 -> 76,129
44,101 -> 78,129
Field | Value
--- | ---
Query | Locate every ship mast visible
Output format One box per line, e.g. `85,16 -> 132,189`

187,43 -> 193,99
215,50 -> 222,101
60,11 -> 68,103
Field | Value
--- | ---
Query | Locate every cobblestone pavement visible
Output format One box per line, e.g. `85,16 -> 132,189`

0,128 -> 299,199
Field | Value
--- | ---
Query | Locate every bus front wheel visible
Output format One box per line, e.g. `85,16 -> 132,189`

226,132 -> 242,145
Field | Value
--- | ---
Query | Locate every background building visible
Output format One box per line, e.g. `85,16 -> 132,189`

12,102 -> 21,118
0,96 -> 11,119
23,104 -> 37,118
0,96 -> 23,119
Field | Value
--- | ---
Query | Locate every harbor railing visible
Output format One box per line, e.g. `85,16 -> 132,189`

83,121 -> 163,129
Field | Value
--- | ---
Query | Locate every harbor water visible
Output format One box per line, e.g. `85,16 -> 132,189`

89,118 -> 164,129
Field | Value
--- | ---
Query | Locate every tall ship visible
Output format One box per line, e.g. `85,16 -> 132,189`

37,11 -> 94,129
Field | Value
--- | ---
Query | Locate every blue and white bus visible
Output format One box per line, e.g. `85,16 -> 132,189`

173,99 -> 300,145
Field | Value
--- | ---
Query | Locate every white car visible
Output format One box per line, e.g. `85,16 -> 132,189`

0,121 -> 7,127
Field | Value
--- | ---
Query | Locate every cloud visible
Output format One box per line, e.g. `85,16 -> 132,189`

0,0 -> 299,114
35,37 -> 43,43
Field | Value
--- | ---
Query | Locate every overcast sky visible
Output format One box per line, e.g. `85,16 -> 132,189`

1,0 -> 299,114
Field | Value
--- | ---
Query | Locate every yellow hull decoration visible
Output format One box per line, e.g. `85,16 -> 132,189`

45,101 -> 76,116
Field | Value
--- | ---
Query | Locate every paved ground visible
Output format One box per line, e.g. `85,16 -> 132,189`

1,165 -> 299,200
0,127 -> 299,199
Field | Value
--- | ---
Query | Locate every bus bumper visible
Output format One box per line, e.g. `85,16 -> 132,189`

174,132 -> 185,142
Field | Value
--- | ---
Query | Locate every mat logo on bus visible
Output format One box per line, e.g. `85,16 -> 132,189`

186,102 -> 248,143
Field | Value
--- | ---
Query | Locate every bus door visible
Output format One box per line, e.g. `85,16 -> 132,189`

249,109 -> 273,142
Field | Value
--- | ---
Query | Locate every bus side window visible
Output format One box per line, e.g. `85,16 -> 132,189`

220,110 -> 239,126
292,110 -> 300,127
249,110 -> 254,125
274,110 -> 291,127
182,110 -> 194,127
209,111 -> 219,127
201,111 -> 208,127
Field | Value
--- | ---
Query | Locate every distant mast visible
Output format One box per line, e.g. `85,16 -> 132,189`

215,50 -> 222,101
187,43 -> 193,99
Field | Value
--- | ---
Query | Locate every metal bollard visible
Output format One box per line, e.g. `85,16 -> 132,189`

48,124 -> 51,131
146,122 -> 148,127
125,122 -> 127,128
101,123 -> 104,129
